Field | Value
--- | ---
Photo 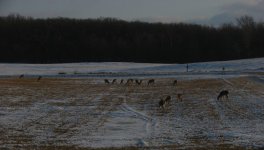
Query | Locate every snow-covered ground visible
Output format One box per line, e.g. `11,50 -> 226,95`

0,58 -> 264,149
0,57 -> 263,77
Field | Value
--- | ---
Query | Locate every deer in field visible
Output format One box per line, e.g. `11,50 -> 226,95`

126,79 -> 134,85
217,90 -> 229,100
120,79 -> 124,84
135,79 -> 143,85
112,79 -> 117,84
148,79 -> 155,85
37,76 -> 42,81
164,96 -> 171,103
177,93 -> 183,101
104,79 -> 110,84
19,74 -> 24,79
159,96 -> 171,109
173,80 -> 178,86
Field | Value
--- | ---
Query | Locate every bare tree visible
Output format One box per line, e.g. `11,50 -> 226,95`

236,16 -> 255,29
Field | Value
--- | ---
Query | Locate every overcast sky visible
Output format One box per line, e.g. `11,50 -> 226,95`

0,0 -> 264,25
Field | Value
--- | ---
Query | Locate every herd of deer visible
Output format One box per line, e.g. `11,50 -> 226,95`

17,75 -> 229,109
104,78 -> 177,86
18,75 -> 229,109
19,74 -> 42,81
104,78 -> 229,109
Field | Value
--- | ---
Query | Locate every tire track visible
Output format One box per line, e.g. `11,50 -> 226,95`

120,98 -> 157,134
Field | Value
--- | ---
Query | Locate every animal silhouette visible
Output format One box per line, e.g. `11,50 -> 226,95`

112,79 -> 117,84
19,74 -> 24,79
159,96 -> 171,109
120,79 -> 124,84
104,79 -> 110,84
217,90 -> 229,100
177,93 -> 183,101
148,79 -> 155,85
37,76 -> 42,81
135,79 -> 142,85
173,80 -> 177,86
126,79 -> 134,85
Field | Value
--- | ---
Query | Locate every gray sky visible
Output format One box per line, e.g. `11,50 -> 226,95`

0,0 -> 263,25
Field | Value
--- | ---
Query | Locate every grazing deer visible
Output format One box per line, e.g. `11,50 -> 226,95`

173,80 -> 178,86
217,90 -> 229,100
135,79 -> 142,85
126,79 -> 134,85
19,74 -> 24,79
159,96 -> 172,109
164,96 -> 171,103
37,76 -> 42,81
120,79 -> 124,84
159,99 -> 166,109
148,79 -> 155,85
104,79 -> 110,84
177,93 -> 183,101
112,79 -> 117,84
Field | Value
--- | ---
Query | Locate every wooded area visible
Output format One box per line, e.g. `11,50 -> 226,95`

0,15 -> 263,63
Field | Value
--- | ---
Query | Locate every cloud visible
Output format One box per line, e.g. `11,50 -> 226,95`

189,0 -> 264,26
222,0 -> 264,18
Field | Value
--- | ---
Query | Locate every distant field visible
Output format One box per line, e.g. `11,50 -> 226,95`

0,76 -> 264,149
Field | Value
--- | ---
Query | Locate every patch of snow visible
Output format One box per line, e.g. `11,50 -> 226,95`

0,58 -> 263,77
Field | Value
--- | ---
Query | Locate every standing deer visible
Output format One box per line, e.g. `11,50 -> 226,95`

148,79 -> 155,85
159,96 -> 171,109
37,76 -> 42,81
135,79 -> 142,85
126,79 -> 134,85
120,79 -> 124,84
173,80 -> 178,86
164,96 -> 171,103
104,79 -> 110,84
112,79 -> 117,84
159,99 -> 166,109
217,90 -> 229,100
177,94 -> 183,101
19,74 -> 24,79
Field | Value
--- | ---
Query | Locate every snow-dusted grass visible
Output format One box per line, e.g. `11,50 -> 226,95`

0,58 -> 263,77
0,58 -> 264,149
0,76 -> 264,149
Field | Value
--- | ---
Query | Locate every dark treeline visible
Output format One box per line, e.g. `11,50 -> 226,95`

0,14 -> 264,63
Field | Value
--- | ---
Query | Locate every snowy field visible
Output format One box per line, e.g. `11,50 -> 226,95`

0,58 -> 264,149
0,57 -> 263,77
